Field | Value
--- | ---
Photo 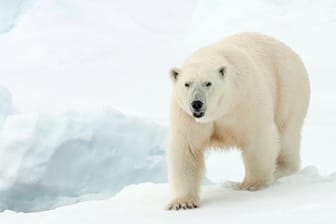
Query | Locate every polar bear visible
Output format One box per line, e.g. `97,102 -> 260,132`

167,32 -> 310,210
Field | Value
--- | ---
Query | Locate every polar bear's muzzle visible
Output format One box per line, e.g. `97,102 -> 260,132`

190,87 -> 207,118
191,100 -> 205,118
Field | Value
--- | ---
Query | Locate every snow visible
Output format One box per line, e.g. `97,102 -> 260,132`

1,167 -> 336,224
0,87 -> 12,128
0,0 -> 197,124
1,0 -> 336,222
0,0 -> 36,33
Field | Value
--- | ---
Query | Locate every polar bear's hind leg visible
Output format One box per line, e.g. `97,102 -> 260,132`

275,126 -> 302,179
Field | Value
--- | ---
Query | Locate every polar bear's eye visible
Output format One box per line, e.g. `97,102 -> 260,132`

205,82 -> 212,87
184,83 -> 191,88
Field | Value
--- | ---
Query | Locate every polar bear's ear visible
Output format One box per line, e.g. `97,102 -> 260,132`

169,67 -> 181,82
217,66 -> 226,78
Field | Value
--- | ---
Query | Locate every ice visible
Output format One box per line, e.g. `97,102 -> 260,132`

0,87 -> 167,212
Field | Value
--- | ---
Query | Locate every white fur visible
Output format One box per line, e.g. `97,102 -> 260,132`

167,33 -> 310,210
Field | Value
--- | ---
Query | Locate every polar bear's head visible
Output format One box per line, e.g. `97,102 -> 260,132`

170,63 -> 237,123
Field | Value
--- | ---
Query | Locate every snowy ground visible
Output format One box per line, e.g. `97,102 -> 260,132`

1,0 -> 336,222
2,167 -> 336,224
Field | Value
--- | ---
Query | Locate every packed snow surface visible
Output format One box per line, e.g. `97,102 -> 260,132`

1,167 -> 336,224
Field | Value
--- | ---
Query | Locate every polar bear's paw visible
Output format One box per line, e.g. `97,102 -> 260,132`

239,180 -> 269,191
167,198 -> 199,210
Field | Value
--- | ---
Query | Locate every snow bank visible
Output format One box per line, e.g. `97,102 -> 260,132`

0,87 -> 167,212
1,166 -> 336,224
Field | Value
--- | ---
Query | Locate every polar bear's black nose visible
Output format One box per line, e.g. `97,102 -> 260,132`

191,100 -> 203,111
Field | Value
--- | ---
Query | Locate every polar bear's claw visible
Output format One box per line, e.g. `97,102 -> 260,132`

167,201 -> 198,210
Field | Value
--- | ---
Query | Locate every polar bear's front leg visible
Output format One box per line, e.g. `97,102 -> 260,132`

240,125 -> 280,191
167,133 -> 204,210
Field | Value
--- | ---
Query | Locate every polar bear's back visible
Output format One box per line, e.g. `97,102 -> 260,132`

216,33 -> 310,133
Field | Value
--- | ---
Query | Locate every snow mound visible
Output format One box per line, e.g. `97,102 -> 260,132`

0,87 -> 167,212
1,166 -> 336,224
